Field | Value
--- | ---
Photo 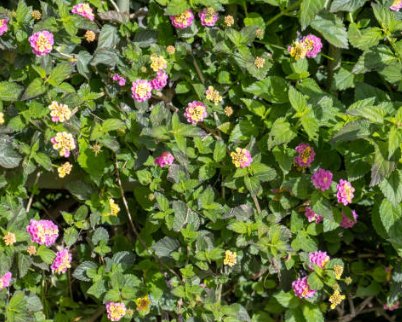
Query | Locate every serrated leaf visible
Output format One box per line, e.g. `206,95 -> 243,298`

92,227 -> 109,245
47,62 -> 73,87
22,78 -> 47,100
330,0 -> 367,12
379,170 -> 402,207
0,136 -> 22,169
299,0 -> 326,30
73,261 -> 97,281
0,81 -> 23,101
311,12 -> 348,48
153,236 -> 180,258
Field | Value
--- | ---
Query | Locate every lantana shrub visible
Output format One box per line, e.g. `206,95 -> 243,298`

1,0 -> 402,321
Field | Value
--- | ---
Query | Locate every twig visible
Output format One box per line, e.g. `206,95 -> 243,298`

192,56 -> 205,84
109,0 -> 119,12
26,171 -> 41,212
266,0 -> 302,26
251,195 -> 262,214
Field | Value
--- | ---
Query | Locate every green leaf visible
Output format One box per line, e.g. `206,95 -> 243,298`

302,303 -> 324,322
388,127 -> 402,158
307,272 -> 324,290
371,143 -> 396,186
311,12 -> 348,48
245,76 -> 288,104
268,118 -> 297,149
379,199 -> 402,233
15,1 -> 32,25
97,25 -> 119,50
273,291 -> 299,308
73,261 -> 98,281
37,246 -> 55,265
244,175 -> 261,195
0,81 -> 23,101
17,253 -> 32,278
213,141 -> 226,162
6,291 -> 30,322
102,119 -> 125,133
0,136 -> 22,169
379,170 -> 402,207
288,86 -> 308,113
153,236 -> 180,258
348,24 -> 383,51
92,227 -> 109,245
77,51 -> 93,79
299,0 -> 326,30
330,0 -> 367,12
165,0 -> 190,15
21,78 -> 47,100
63,227 -> 79,247
47,62 -> 73,87
87,280 -> 107,298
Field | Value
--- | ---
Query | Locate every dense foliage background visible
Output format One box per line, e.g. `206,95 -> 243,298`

1,0 -> 402,321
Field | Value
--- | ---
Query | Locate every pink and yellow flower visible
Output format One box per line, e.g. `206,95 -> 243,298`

288,40 -> 308,60
184,101 -> 208,124
112,74 -> 126,86
170,9 -> 194,29
26,219 -> 59,246
294,143 -> 315,168
71,3 -> 95,21
29,30 -> 54,56
51,249 -> 72,274
340,210 -> 358,229
305,207 -> 323,223
150,54 -> 167,72
309,251 -> 330,269
230,148 -> 252,168
301,34 -> 323,58
51,132 -> 76,157
311,168 -> 333,191
0,272 -> 12,289
151,70 -> 168,90
292,276 -> 316,299
106,302 -> 127,321
336,179 -> 354,205
58,162 -> 72,178
131,80 -> 153,102
384,301 -> 400,311
205,86 -> 222,105
154,152 -> 174,167
48,101 -> 71,123
199,8 -> 219,27
390,0 -> 402,11
0,19 -> 8,36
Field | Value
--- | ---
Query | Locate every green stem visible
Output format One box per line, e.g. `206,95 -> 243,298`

266,0 -> 302,26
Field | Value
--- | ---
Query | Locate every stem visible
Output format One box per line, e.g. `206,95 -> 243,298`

252,195 -> 262,214
266,0 -> 302,26
26,172 -> 41,212
192,56 -> 205,84
117,0 -> 129,13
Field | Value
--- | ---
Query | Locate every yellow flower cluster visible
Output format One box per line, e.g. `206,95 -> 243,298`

205,86 -> 222,105
334,264 -> 344,280
224,15 -> 234,27
3,232 -> 16,246
224,106 -> 233,117
48,101 -> 71,123
166,45 -> 175,55
329,290 -> 346,309
150,54 -> 167,72
288,41 -> 308,60
58,162 -> 72,178
51,132 -> 76,157
256,28 -> 264,40
32,10 -> 41,20
254,56 -> 265,69
0,112 -> 4,125
109,199 -> 120,216
84,30 -> 96,42
224,250 -> 237,267
135,295 -> 151,312
27,245 -> 37,255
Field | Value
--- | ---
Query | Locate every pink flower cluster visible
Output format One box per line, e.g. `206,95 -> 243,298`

0,19 -> 8,36
131,80 -> 152,102
112,74 -> 126,86
340,210 -> 358,229
155,152 -> 174,167
302,34 -> 323,58
199,8 -> 219,27
294,143 -> 315,168
184,101 -> 208,124
309,251 -> 330,269
305,207 -> 323,223
29,30 -> 54,56
384,301 -> 400,311
106,302 -> 127,321
170,9 -> 195,29
26,219 -> 59,246
151,70 -> 168,90
292,276 -> 316,299
72,3 -> 95,21
311,168 -> 333,191
336,179 -> 355,206
51,249 -> 72,274
0,272 -> 12,289
390,0 -> 402,11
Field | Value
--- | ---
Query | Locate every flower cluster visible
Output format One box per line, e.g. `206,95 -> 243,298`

26,219 -> 59,246
51,249 -> 72,274
340,210 -> 358,229
170,9 -> 194,29
294,143 -> 315,168
58,162 -> 72,178
154,152 -> 175,168
29,30 -> 54,56
84,30 -> 96,42
112,73 -> 126,86
336,179 -> 355,206
135,295 -> 151,313
3,232 -> 16,246
230,148 -> 252,168
106,302 -> 127,321
334,264 -> 344,280
292,276 -> 316,299
0,272 -> 12,289
150,54 -> 167,72
305,207 -> 323,223
71,3 -> 95,21
48,101 -> 71,123
151,70 -> 168,90
205,86 -> 223,105
51,132 -> 76,157
390,0 -> 402,11
224,250 -> 237,267
131,79 -> 153,102
309,251 -> 330,269
109,199 -> 120,216
199,8 -> 219,27
329,290 -> 346,309
311,168 -> 333,191
0,18 -> 8,36
288,34 -> 322,60
184,101 -> 208,124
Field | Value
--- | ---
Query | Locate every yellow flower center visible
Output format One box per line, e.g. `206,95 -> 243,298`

37,34 -> 52,52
